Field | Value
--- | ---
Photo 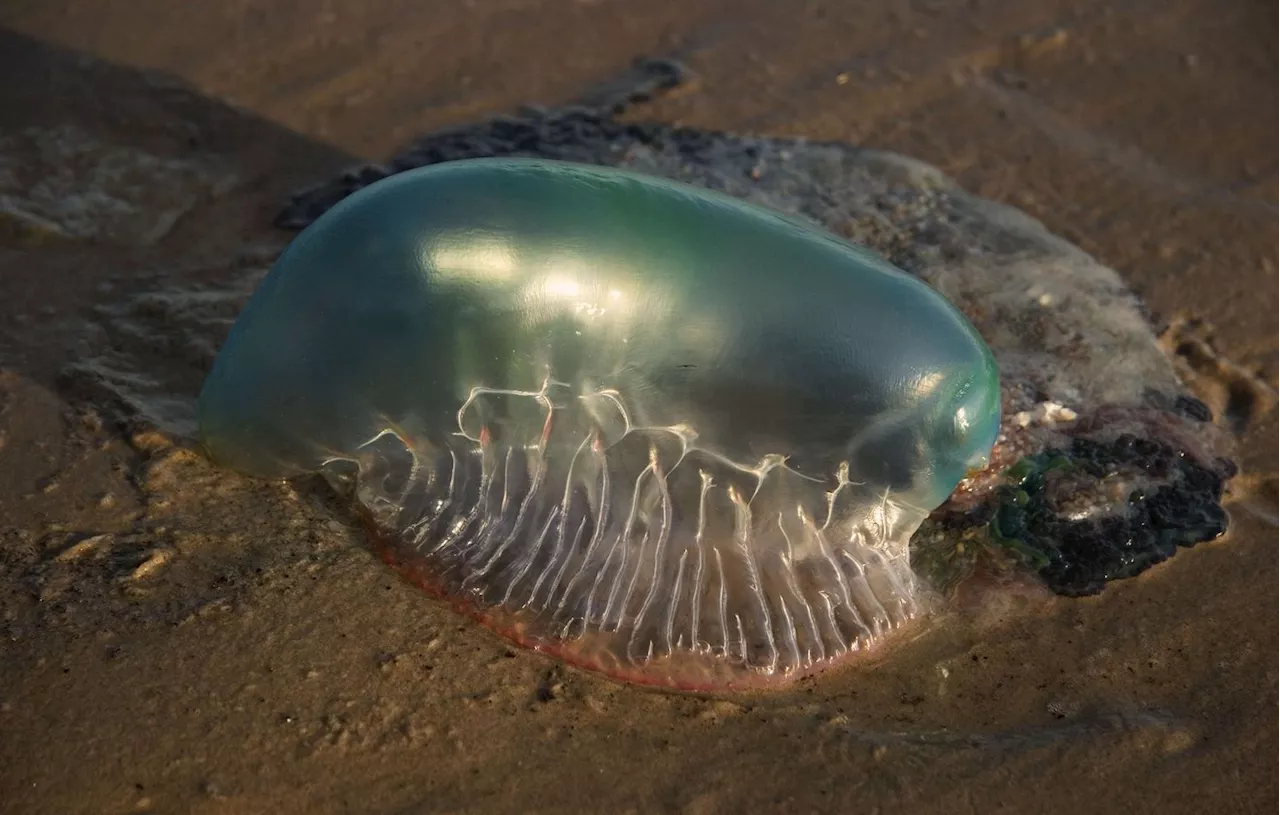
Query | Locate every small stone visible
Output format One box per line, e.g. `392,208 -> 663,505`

55,534 -> 112,562
128,549 -> 173,580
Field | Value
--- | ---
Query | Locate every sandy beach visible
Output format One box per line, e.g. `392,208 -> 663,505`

0,1 -> 1275,813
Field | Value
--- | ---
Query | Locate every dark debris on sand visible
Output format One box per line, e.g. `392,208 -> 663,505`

987,435 -> 1231,596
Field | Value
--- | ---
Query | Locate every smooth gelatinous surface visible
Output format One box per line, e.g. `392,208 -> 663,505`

199,158 -> 1000,688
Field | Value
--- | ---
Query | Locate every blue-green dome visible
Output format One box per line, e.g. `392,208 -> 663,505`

199,158 -> 1000,687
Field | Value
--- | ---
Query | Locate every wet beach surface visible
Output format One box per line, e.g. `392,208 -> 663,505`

0,2 -> 1275,813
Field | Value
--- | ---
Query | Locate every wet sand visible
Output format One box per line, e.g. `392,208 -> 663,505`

0,1 -> 1275,813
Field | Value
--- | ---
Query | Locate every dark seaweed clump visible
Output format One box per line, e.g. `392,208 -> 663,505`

989,436 -> 1231,596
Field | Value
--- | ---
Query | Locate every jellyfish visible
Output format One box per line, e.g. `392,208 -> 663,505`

199,158 -> 1001,689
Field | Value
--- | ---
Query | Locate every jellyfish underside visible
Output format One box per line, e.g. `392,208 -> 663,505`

341,383 -> 929,689
199,159 -> 1000,689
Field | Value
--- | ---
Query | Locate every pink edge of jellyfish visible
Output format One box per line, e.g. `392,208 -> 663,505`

367,518 -> 926,693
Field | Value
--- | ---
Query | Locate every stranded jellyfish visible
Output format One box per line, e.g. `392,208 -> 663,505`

199,158 -> 1000,689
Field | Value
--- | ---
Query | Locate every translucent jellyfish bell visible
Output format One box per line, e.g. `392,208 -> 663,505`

198,158 -> 1001,689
